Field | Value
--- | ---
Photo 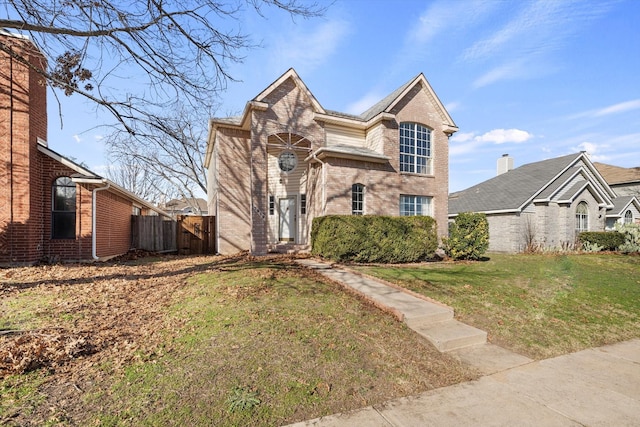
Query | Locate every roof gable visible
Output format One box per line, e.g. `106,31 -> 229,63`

254,68 -> 325,114
449,152 -> 616,215
359,73 -> 457,133
607,196 -> 640,217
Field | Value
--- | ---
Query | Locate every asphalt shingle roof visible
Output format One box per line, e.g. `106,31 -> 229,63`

449,153 -> 582,214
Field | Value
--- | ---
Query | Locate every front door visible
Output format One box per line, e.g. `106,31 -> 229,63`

279,197 -> 296,242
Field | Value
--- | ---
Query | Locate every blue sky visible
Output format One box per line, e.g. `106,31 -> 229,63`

49,0 -> 640,192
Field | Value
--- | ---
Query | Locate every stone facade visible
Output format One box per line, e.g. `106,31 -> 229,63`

206,69 -> 457,255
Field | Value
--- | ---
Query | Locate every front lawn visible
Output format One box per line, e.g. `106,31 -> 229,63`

354,253 -> 640,359
0,255 -> 475,426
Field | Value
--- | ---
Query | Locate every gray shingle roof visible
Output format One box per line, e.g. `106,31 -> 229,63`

609,195 -> 638,216
449,153 -> 582,214
359,75 -> 418,121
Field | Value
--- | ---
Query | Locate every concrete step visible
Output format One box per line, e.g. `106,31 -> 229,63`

404,303 -> 453,326
449,343 -> 533,375
411,319 -> 487,352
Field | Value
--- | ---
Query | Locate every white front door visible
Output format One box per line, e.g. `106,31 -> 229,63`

279,197 -> 296,242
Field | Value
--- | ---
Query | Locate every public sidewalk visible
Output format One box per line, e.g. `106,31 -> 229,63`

291,259 -> 640,426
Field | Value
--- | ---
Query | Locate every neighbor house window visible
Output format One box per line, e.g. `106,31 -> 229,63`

352,184 -> 364,215
624,210 -> 633,224
400,122 -> 432,175
300,194 -> 306,215
132,206 -> 141,216
52,176 -> 76,239
400,195 -> 432,216
575,202 -> 588,232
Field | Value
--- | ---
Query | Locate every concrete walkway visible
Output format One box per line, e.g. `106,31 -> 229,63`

291,259 -> 640,426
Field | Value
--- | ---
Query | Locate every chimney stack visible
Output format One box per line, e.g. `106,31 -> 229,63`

497,154 -> 513,176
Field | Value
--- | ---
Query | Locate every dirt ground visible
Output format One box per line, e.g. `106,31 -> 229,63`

1,253 -> 235,424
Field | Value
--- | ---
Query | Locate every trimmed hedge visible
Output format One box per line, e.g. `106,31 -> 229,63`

442,212 -> 489,260
311,215 -> 438,263
578,231 -> 625,251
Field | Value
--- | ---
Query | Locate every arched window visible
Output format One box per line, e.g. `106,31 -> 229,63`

52,176 -> 76,239
352,183 -> 364,215
399,122 -> 432,175
575,202 -> 588,233
624,210 -> 633,224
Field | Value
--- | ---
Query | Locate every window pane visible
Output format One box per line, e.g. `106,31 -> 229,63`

399,123 -> 432,175
52,212 -> 76,239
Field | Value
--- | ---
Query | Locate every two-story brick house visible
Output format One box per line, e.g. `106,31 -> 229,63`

205,68 -> 457,255
1,31 -> 168,265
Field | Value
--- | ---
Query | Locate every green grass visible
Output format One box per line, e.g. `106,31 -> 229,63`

84,259 -> 473,426
354,253 -> 640,359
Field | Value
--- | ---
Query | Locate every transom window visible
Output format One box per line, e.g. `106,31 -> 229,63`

400,122 -> 432,175
400,195 -> 432,216
624,210 -> 633,224
575,202 -> 588,233
52,176 -> 76,239
352,184 -> 364,215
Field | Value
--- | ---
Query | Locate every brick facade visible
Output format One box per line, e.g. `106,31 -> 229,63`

1,32 -> 159,264
207,69 -> 457,255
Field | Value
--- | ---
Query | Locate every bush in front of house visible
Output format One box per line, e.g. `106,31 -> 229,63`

442,212 -> 489,260
615,223 -> 640,253
311,215 -> 438,263
578,231 -> 626,251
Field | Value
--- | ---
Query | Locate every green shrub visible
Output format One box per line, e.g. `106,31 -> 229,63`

442,212 -> 489,260
615,223 -> 640,253
578,231 -> 626,251
311,215 -> 438,263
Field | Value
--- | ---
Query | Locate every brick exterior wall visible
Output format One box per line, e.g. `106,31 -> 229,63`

211,73 -> 454,255
0,33 -> 139,264
0,34 -> 48,264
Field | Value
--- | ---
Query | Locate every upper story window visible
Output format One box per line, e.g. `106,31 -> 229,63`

52,176 -> 76,239
352,184 -> 364,215
400,122 -> 432,175
400,195 -> 432,216
575,201 -> 588,233
624,209 -> 633,224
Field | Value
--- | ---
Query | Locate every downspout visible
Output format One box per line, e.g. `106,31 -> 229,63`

311,153 -> 326,215
92,182 -> 110,260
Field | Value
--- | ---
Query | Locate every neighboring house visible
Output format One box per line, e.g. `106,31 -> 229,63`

0,31 -> 168,265
594,162 -> 640,198
163,197 -> 208,217
448,152 -> 640,253
205,68 -> 458,255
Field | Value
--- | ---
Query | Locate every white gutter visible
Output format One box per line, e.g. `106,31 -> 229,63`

92,182 -> 111,260
310,152 -> 327,215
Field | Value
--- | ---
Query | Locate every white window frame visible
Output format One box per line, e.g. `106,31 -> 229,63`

400,122 -> 432,175
400,195 -> 432,216
352,183 -> 365,215
575,202 -> 588,232
624,209 -> 633,224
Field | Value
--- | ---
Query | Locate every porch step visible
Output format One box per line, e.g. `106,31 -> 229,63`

410,318 -> 488,352
268,244 -> 310,254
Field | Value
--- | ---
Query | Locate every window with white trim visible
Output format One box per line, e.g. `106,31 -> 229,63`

624,209 -> 633,224
400,195 -> 432,216
575,202 -> 588,232
352,184 -> 364,215
52,176 -> 76,239
400,122 -> 432,175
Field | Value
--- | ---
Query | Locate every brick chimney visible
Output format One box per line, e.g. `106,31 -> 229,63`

0,31 -> 48,264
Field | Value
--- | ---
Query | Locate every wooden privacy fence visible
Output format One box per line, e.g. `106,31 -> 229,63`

131,216 -> 177,253
177,215 -> 216,255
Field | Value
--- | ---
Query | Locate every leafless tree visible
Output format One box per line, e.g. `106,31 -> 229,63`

1,0 -> 325,197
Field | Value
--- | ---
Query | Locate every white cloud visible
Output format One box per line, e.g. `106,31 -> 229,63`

573,141 -> 611,162
271,19 -> 350,74
345,92 -> 383,115
594,99 -> 640,117
73,134 -> 81,143
476,128 -> 533,144
444,101 -> 460,113
472,61 -> 524,88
